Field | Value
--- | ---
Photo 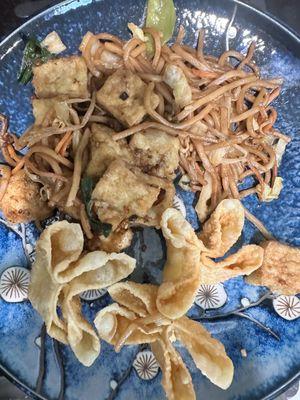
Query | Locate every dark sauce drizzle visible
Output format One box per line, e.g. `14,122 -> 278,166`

107,344 -> 148,400
192,290 -> 280,340
36,323 -> 46,395
35,324 -> 65,400
53,339 -> 65,400
34,294 -> 279,400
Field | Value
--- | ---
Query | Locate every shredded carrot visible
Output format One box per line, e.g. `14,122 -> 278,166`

60,133 -> 73,157
1,147 -> 17,167
7,144 -> 22,162
12,157 -> 25,174
191,68 -> 219,79
55,131 -> 72,154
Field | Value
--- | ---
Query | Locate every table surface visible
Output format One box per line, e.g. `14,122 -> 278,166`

0,0 -> 299,399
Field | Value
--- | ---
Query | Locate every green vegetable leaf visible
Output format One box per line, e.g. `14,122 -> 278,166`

145,0 -> 176,54
81,175 -> 95,206
18,37 -> 53,85
80,176 -> 112,238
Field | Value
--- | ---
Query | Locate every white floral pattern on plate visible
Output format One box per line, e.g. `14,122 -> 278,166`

80,288 -> 107,301
273,295 -> 300,321
172,195 -> 186,218
133,350 -> 159,380
0,266 -> 30,303
195,283 -> 227,309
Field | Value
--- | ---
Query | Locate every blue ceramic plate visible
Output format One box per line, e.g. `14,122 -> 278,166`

0,1 -> 299,399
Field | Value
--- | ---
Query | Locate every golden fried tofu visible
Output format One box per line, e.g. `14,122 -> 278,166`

96,70 -> 159,127
32,56 -> 89,99
92,160 -> 160,229
86,123 -> 132,179
0,170 -> 52,223
246,241 -> 300,295
32,97 -> 69,126
129,129 -> 180,179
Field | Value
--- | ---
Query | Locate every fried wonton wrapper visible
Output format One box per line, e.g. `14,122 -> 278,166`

109,281 -> 158,317
195,171 -> 213,223
157,208 -> 203,319
246,241 -> 300,295
29,221 -> 84,284
95,283 -> 168,351
28,221 -> 83,343
62,252 -> 136,366
151,331 -> 196,400
29,221 -> 136,366
94,303 -> 163,351
29,266 -> 67,344
62,294 -> 100,366
94,281 -> 234,399
200,245 -> 264,285
199,199 -> 244,258
174,317 -> 234,390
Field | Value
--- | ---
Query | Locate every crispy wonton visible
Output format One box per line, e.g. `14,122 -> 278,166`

95,281 -> 234,399
29,221 -> 136,366
246,240 -> 300,295
157,208 -> 203,319
174,317 -> 234,390
200,245 -> 264,285
157,203 -> 263,318
151,331 -> 196,400
199,199 -> 245,258
61,251 -> 136,365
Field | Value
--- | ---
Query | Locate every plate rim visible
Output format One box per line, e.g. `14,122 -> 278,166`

235,0 -> 300,44
1,0 -> 300,51
0,0 -> 299,399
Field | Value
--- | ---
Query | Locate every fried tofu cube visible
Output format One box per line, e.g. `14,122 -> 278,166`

92,160 -> 160,229
246,241 -> 300,295
32,97 -> 69,126
0,170 -> 52,223
32,56 -> 89,98
86,123 -> 132,178
129,129 -> 180,179
96,70 -> 159,127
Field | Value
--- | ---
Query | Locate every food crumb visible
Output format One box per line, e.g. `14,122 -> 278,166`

241,348 -> 247,358
110,379 -> 118,390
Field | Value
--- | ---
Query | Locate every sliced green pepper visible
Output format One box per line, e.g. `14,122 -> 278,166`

145,0 -> 176,54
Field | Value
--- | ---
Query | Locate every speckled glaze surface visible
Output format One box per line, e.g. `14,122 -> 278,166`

0,1 -> 299,399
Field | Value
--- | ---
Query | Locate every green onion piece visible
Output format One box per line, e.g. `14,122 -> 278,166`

18,37 -> 53,85
145,0 -> 176,55
80,176 -> 112,238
